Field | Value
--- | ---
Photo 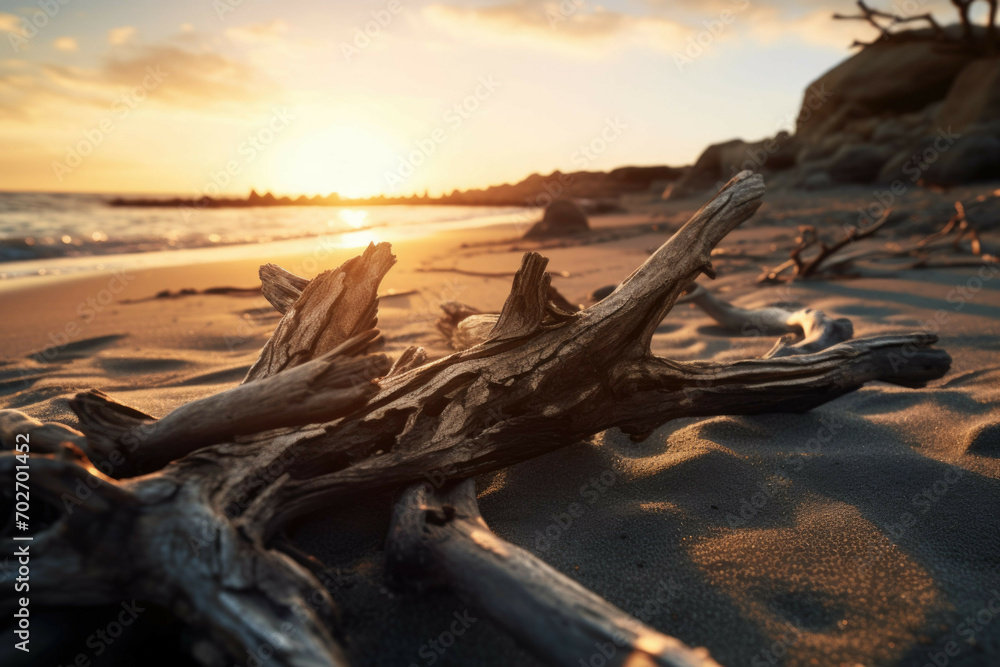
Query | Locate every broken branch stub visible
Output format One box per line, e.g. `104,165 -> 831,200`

245,242 -> 394,382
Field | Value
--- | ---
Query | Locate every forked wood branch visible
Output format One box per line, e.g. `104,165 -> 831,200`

0,171 -> 951,666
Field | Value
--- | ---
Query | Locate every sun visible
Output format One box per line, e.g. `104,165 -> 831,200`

267,126 -> 398,198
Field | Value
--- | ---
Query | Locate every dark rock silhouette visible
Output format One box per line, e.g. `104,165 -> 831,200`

936,56 -> 1000,131
796,30 -> 976,142
669,26 -> 1000,198
827,144 -> 895,183
523,200 -> 589,239
110,165 -> 684,210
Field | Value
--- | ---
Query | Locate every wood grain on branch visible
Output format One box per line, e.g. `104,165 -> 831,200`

69,331 -> 389,477
245,243 -> 394,382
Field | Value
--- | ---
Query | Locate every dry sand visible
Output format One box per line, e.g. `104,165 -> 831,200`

1,186 -> 999,667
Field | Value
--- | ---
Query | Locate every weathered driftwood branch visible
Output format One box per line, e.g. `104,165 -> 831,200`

387,480 -> 718,667
903,201 -> 999,268
758,209 -> 892,283
436,302 -> 497,351
68,331 -> 389,477
679,284 -> 854,358
0,409 -> 85,454
758,202 -> 999,282
246,242 -> 392,381
832,0 -> 997,50
259,262 -> 311,314
434,279 -> 580,351
0,171 -> 952,666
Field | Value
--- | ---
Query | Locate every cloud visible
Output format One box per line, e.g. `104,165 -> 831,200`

108,26 -> 136,46
225,20 -> 290,44
424,0 -> 945,55
0,31 -> 279,124
0,13 -> 21,33
424,1 -> 688,54
748,7 -> 880,48
73,42 -> 272,106
53,37 -> 78,52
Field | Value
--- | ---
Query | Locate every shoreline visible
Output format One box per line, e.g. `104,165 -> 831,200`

0,207 -> 538,281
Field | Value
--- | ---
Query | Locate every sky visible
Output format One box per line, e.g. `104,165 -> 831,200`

0,0 -> 961,197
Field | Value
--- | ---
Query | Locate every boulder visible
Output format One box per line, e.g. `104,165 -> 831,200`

924,135 -> 1000,185
877,130 -> 962,183
523,199 -> 589,239
842,116 -> 882,141
798,170 -> 834,190
587,285 -> 616,303
665,136 -> 801,199
762,131 -> 800,170
665,139 -> 748,199
795,30 -> 976,143
871,118 -> 911,144
798,132 -> 866,164
827,144 -> 894,184
935,57 -> 1000,132
878,144 -> 926,183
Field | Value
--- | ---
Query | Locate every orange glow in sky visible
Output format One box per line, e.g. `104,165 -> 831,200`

0,0 -> 885,197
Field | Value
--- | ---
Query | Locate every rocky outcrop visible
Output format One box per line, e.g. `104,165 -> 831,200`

935,57 -> 1000,132
827,144 -> 897,183
789,28 -> 1000,189
665,134 -> 796,200
924,134 -> 1000,185
795,30 -> 976,141
445,165 -> 686,206
668,27 -> 1000,197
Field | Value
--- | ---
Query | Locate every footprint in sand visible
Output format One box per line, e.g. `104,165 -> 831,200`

168,366 -> 251,387
688,498 -> 942,666
97,357 -> 191,375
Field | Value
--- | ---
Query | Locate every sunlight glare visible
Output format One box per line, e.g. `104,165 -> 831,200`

268,126 -> 397,198
339,209 -> 369,228
336,229 -> 383,248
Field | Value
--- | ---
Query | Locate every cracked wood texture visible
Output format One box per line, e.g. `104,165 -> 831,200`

0,171 -> 951,667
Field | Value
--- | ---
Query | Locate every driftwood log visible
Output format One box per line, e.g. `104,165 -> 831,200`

0,171 -> 951,666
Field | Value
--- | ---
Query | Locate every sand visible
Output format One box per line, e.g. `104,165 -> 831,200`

1,186 -> 999,667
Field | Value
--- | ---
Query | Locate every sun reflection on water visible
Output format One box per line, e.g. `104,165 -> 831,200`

339,209 -> 369,228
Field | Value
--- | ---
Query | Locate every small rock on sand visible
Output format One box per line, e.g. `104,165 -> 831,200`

523,199 -> 590,239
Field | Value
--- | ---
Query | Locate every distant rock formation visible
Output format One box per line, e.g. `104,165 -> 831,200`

111,165 -> 686,210
667,26 -> 1000,198
443,165 -> 686,206
664,135 -> 796,200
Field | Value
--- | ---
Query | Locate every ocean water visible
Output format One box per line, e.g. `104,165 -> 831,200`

0,191 -> 531,279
